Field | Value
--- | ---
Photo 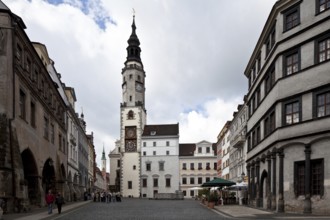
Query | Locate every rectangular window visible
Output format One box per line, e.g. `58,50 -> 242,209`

206,147 -> 210,153
50,124 -> 55,144
256,88 -> 261,108
206,177 -> 210,182
128,181 -> 132,189
182,177 -> 187,184
143,151 -> 146,156
316,91 -> 330,117
190,177 -> 195,184
16,44 -> 22,61
44,116 -> 49,139
166,178 -> 171,187
317,0 -> 330,13
153,141 -> 156,147
284,50 -> 299,76
256,126 -> 261,144
153,151 -> 156,156
166,141 -> 169,146
198,147 -> 202,153
214,162 -> 217,170
19,90 -> 26,120
265,66 -> 275,94
182,163 -> 187,170
117,159 -> 120,167
30,102 -> 36,127
59,134 -> 62,150
295,159 -> 324,196
283,5 -> 300,31
264,109 -> 276,137
206,163 -> 210,170
166,150 -> 169,155
257,52 -> 261,72
153,178 -> 158,187
198,163 -> 202,170
318,37 -> 330,63
143,142 -> 146,147
190,190 -> 194,197
265,25 -> 276,56
146,163 -> 151,171
159,162 -> 164,171
198,177 -> 203,184
142,179 -> 147,187
26,58 -> 31,73
190,163 -> 194,170
284,101 -> 300,125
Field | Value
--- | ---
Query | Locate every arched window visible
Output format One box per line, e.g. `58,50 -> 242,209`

128,110 -> 134,119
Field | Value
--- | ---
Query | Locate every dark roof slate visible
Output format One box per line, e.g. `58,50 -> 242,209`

142,124 -> 179,136
179,144 -> 196,156
0,1 -> 9,11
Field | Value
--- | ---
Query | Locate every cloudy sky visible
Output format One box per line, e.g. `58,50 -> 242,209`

3,0 -> 277,167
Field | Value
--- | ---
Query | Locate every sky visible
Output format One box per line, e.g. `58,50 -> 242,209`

3,0 -> 277,168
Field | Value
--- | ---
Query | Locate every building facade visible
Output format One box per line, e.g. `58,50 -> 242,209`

244,0 -> 330,214
0,3 -> 67,210
229,104 -> 247,183
140,124 -> 180,198
179,141 -> 217,198
218,122 -> 231,180
109,140 -> 121,192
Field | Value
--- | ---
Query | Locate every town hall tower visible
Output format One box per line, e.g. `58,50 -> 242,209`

120,15 -> 146,197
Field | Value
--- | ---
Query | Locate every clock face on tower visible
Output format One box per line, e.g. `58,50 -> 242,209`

125,140 -> 137,152
136,83 -> 143,92
126,127 -> 136,138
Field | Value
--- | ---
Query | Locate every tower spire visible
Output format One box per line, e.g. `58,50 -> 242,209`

126,13 -> 141,64
101,145 -> 106,160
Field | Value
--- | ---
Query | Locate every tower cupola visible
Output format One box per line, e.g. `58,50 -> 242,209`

126,15 -> 142,64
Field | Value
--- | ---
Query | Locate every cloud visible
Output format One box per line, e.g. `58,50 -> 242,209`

4,0 -> 277,168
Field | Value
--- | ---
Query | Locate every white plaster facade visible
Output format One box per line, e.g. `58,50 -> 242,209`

119,17 -> 147,197
109,140 -> 120,192
140,124 -> 180,198
229,104 -> 247,183
179,141 -> 217,198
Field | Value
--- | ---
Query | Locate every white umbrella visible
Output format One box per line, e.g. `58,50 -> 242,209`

188,186 -> 203,190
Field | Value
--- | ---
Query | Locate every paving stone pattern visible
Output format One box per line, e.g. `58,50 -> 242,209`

49,199 -> 226,220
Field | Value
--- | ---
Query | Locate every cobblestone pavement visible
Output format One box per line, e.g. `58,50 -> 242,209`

43,198 -> 226,220
3,199 -> 330,220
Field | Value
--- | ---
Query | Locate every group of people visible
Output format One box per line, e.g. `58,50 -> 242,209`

45,190 -> 65,215
92,191 -> 122,203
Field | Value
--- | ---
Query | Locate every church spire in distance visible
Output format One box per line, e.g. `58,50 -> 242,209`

126,12 -> 142,64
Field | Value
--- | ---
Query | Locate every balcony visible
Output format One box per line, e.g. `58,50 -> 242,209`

230,134 -> 245,149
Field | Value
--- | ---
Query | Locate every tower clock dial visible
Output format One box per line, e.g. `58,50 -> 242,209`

125,140 -> 136,152
126,128 -> 135,138
136,83 -> 143,92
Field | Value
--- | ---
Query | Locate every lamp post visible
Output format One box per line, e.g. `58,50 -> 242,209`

239,172 -> 246,205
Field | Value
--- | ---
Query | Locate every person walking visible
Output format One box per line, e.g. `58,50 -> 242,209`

45,190 -> 55,214
55,193 -> 65,214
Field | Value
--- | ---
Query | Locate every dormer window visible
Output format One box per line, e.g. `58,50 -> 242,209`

150,131 -> 156,135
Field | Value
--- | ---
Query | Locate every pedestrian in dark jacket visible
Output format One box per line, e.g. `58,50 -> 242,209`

55,193 -> 65,214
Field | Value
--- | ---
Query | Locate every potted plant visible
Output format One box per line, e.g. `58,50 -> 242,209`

208,191 -> 218,209
198,189 -> 209,205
